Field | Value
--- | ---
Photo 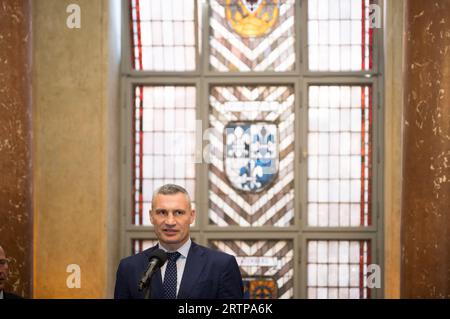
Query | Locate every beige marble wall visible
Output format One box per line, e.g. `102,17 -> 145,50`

33,0 -> 120,298
383,0 -> 405,299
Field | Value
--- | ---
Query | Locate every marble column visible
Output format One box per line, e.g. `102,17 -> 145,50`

402,0 -> 450,298
0,0 -> 33,298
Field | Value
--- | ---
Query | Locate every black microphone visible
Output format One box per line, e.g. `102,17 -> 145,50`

138,249 -> 167,292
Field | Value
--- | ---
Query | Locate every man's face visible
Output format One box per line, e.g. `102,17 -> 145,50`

0,247 -> 9,291
150,193 -> 195,251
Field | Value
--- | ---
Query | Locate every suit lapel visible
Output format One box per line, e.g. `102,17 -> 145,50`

177,242 -> 206,299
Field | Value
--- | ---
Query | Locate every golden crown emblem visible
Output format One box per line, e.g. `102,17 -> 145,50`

225,0 -> 280,38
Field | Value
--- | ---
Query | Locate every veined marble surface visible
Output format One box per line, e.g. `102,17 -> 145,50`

0,0 -> 33,298
402,0 -> 450,299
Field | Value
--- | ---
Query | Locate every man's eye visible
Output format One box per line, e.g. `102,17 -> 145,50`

174,211 -> 184,216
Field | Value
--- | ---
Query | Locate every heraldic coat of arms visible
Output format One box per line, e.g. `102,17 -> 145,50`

225,122 -> 279,193
225,0 -> 280,38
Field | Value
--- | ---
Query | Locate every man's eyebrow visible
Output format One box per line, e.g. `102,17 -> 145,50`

154,209 -> 186,213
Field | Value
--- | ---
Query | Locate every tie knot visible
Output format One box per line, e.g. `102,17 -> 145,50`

167,252 -> 181,262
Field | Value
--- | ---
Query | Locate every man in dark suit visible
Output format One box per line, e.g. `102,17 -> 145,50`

114,184 -> 243,299
0,245 -> 23,299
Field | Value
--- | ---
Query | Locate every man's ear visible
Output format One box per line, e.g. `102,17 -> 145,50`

149,209 -> 154,225
190,209 -> 196,224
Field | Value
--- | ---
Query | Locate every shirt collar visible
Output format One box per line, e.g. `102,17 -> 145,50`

158,238 -> 191,258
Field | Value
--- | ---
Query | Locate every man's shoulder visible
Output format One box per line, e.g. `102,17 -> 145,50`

118,246 -> 157,268
192,242 -> 236,262
3,292 -> 23,299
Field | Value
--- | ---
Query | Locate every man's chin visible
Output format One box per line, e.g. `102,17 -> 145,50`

161,232 -> 181,241
161,237 -> 180,244
159,236 -> 190,249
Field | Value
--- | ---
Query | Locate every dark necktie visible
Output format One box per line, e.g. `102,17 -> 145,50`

163,252 -> 181,299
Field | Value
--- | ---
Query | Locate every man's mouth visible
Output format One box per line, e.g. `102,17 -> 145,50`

163,229 -> 178,235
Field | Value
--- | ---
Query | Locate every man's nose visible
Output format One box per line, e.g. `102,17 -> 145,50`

165,212 -> 176,225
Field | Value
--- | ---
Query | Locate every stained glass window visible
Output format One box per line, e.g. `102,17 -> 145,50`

210,240 -> 294,299
130,0 -> 197,71
208,86 -> 295,227
307,85 -> 372,227
308,0 -> 374,71
126,0 -> 382,299
209,0 -> 296,72
133,86 -> 197,226
307,240 -> 371,298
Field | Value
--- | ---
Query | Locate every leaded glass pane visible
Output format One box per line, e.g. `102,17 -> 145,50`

307,85 -> 372,227
210,240 -> 294,299
307,240 -> 371,299
308,0 -> 374,71
133,86 -> 196,226
130,0 -> 197,71
208,86 -> 295,227
209,0 -> 296,72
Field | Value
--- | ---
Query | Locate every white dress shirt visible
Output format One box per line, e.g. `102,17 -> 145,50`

158,238 -> 191,296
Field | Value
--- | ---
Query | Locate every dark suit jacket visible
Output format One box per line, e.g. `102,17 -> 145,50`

2,291 -> 23,299
114,241 -> 243,299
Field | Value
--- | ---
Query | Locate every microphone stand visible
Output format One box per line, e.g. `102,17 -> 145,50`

138,249 -> 167,299
139,270 -> 154,299
143,281 -> 152,299
139,261 -> 159,299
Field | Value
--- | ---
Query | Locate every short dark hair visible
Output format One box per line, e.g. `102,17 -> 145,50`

151,184 -> 192,209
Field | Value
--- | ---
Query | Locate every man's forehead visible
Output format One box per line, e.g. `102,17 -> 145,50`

153,193 -> 190,208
